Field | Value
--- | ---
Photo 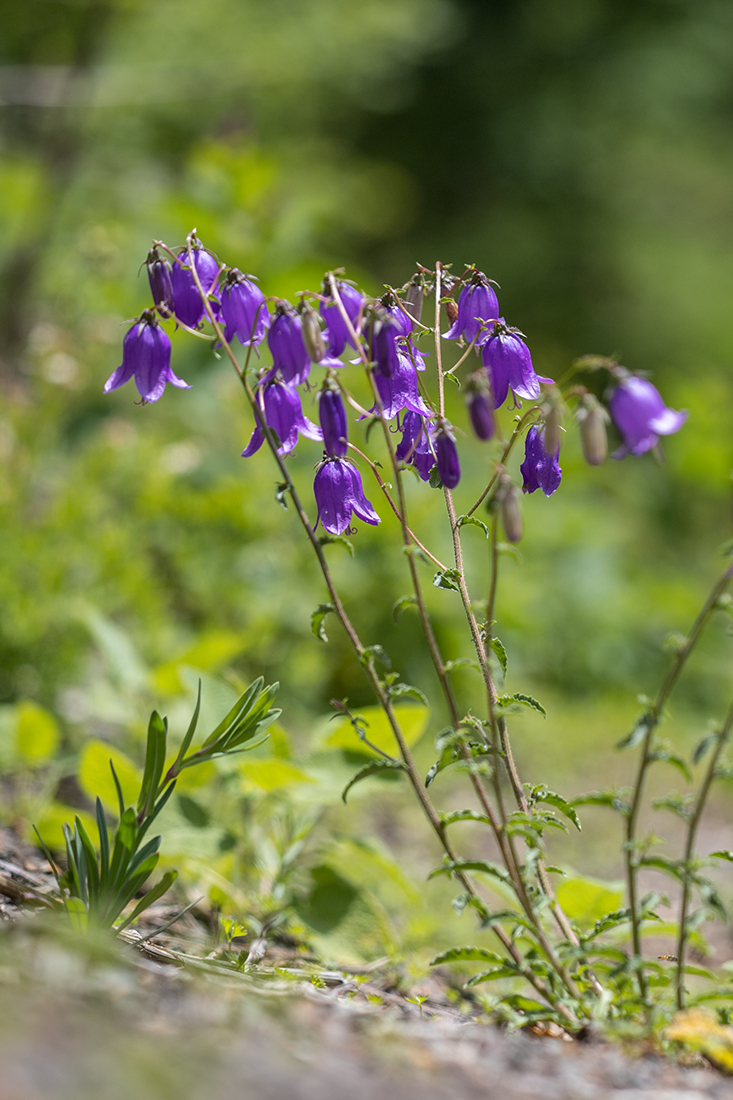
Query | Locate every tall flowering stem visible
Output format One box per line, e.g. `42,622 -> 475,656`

326,274 -> 581,1018
433,269 -> 592,992
624,561 -> 733,1005
185,241 -> 570,1019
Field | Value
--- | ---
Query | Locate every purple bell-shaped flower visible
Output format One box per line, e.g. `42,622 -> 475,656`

609,375 -> 687,458
221,270 -> 269,347
170,244 -> 219,328
242,379 -> 322,457
445,270 -> 500,345
320,280 -> 364,358
314,459 -> 380,535
267,303 -> 310,386
482,321 -> 553,409
434,421 -> 461,489
369,352 -> 432,420
319,382 -> 349,458
520,425 -> 562,497
105,310 -> 189,404
396,413 -> 437,482
364,307 -> 401,379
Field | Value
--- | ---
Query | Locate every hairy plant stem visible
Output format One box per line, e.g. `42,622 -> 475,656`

675,695 -> 733,1010
183,241 -> 569,1019
327,271 -> 580,1018
625,561 -> 733,1004
433,292 -> 585,1000
465,409 -> 538,518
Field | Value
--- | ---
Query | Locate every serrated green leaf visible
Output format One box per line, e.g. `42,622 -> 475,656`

318,533 -> 354,556
430,946 -> 505,966
432,568 -> 462,592
694,733 -> 719,765
465,965 -> 521,986
617,713 -> 653,750
428,859 -> 512,888
440,809 -> 493,828
341,758 -> 406,802
710,850 -> 733,862
393,595 -> 417,621
456,514 -> 489,538
445,657 -> 480,675
496,692 -> 546,717
489,637 -> 507,677
531,787 -> 581,831
311,603 -> 336,643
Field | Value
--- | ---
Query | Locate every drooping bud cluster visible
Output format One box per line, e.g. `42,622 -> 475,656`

107,239 -> 688,535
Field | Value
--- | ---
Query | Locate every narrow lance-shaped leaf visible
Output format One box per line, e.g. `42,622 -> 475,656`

115,870 -> 178,933
169,680 -> 201,780
138,710 -> 168,816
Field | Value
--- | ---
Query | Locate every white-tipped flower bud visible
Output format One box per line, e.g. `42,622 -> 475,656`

498,478 -> 523,543
576,394 -> 609,466
543,397 -> 563,457
404,279 -> 424,325
299,302 -> 326,364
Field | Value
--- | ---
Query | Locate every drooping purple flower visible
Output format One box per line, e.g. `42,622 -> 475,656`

381,291 -> 413,339
314,459 -> 380,535
320,281 -> 364,357
520,425 -> 562,497
105,311 -> 189,403
396,410 -> 424,463
364,308 -> 401,379
221,270 -> 269,347
319,384 -> 348,458
434,422 -> 461,489
445,271 -> 500,345
609,376 -> 687,458
267,303 -> 310,385
465,370 -> 495,441
369,352 -> 432,420
146,248 -> 174,315
482,321 -> 553,409
170,245 -> 219,328
242,380 -> 321,457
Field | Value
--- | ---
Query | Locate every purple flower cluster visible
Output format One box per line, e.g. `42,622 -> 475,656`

107,243 -> 689,536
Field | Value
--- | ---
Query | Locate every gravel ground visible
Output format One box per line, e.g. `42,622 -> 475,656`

1,831 -> 733,1100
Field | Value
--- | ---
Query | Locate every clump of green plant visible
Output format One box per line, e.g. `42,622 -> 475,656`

35,678 -> 280,932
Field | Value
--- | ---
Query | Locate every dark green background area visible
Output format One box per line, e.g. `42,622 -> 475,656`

1,0 -> 733,792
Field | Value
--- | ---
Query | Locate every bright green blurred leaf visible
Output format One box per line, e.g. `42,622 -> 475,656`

30,802 -> 99,851
77,740 -> 141,814
323,703 -> 429,755
15,701 -> 60,766
240,758 -> 314,792
555,874 -> 624,928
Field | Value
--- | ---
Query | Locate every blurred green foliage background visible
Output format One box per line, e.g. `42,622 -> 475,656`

2,0 -> 733,962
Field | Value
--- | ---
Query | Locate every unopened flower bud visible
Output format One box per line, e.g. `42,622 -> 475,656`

465,370 -> 494,441
444,298 -> 459,326
576,394 -> 609,466
499,478 -> 523,543
319,378 -> 348,458
434,420 -> 461,489
543,398 -> 563,457
146,248 -> 174,315
300,302 -> 326,364
404,278 -> 424,325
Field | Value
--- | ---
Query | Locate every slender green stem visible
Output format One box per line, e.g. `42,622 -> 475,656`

466,409 -> 538,517
625,561 -> 733,1003
345,441 -> 447,570
675,694 -> 733,1009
